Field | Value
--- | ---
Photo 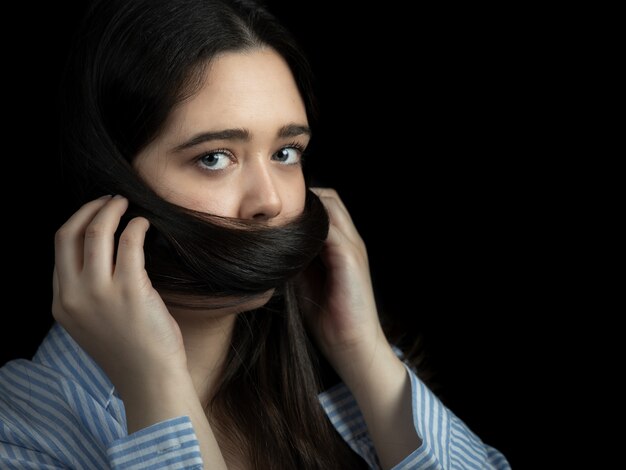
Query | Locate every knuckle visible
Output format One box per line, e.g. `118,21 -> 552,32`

56,289 -> 80,314
118,219 -> 147,248
84,223 -> 106,240
118,230 -> 140,248
54,226 -> 71,244
90,286 -> 110,303
55,282 -> 110,315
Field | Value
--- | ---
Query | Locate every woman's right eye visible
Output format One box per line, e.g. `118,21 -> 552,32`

196,151 -> 234,172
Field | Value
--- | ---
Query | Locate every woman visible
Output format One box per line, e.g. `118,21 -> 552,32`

0,0 -> 510,468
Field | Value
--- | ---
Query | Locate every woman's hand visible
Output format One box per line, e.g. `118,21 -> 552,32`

300,189 -> 422,468
52,195 -> 187,398
52,195 -> 229,467
299,188 -> 396,378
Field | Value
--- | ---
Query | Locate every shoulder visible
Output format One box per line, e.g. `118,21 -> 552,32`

1,357 -> 69,414
0,359 -> 125,468
0,358 -> 82,438
0,359 -> 74,461
0,350 -> 124,465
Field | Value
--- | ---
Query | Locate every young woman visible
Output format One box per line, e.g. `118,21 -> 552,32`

0,1 -> 510,468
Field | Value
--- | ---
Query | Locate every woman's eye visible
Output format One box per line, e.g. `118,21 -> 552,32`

273,147 -> 302,165
197,152 -> 233,171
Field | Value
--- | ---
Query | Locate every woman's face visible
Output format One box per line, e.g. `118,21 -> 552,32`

134,48 -> 309,223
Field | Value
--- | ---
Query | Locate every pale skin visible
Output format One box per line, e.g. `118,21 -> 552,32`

52,48 -> 421,469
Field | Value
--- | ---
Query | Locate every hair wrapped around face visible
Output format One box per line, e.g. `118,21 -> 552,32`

121,188 -> 329,309
59,0 -> 327,309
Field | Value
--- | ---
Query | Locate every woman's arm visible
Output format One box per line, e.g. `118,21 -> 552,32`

301,188 -> 509,469
300,188 -> 420,468
52,195 -> 226,469
333,334 -> 421,469
115,372 -> 223,469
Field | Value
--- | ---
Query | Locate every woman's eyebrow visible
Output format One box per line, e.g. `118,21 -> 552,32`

171,124 -> 311,153
277,124 -> 311,139
172,128 -> 250,152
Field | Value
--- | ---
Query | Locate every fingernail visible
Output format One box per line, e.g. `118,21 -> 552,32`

98,195 -> 113,200
113,194 -> 126,200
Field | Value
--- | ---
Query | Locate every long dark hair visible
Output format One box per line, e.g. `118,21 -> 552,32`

60,0 -> 368,468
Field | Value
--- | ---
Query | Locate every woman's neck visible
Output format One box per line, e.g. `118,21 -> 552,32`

168,289 -> 274,408
170,308 -> 238,408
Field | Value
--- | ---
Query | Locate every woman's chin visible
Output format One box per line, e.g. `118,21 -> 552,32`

232,289 -> 275,313
164,288 -> 276,318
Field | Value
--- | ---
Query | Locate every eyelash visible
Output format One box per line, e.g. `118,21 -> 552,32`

283,141 -> 307,153
194,142 -> 307,172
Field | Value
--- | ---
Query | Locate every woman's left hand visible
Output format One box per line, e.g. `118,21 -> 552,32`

300,188 -> 421,466
298,188 -> 393,377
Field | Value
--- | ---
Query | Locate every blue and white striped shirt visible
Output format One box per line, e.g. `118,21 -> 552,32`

0,323 -> 510,469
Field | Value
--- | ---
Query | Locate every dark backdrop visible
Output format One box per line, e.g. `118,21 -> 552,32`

1,2 -> 539,467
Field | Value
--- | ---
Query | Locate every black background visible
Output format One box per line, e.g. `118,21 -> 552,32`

0,2 -> 559,467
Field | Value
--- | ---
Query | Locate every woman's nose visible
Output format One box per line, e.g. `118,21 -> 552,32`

237,160 -> 282,221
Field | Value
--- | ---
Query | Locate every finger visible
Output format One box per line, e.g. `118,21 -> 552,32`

113,216 -> 151,282
310,187 -> 355,228
54,196 -> 112,286
310,187 -> 362,243
310,187 -> 351,214
82,195 -> 129,281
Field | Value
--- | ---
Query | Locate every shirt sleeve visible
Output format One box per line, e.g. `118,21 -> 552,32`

392,362 -> 511,469
107,416 -> 203,469
319,363 -> 511,470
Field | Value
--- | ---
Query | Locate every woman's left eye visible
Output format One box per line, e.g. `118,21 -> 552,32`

272,146 -> 303,165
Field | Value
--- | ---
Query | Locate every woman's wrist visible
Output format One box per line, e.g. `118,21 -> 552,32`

120,369 -> 199,434
331,328 -> 406,395
340,339 -> 421,469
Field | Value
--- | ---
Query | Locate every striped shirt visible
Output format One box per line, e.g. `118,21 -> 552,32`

0,323 -> 510,469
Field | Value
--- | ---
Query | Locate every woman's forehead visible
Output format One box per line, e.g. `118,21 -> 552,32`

166,49 -> 308,137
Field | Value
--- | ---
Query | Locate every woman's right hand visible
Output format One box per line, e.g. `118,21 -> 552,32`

52,195 -> 187,398
52,196 -> 228,467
